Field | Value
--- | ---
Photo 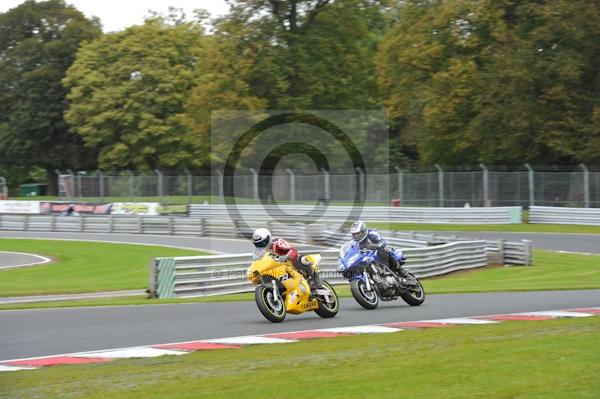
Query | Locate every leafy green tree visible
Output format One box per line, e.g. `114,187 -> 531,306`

0,0 -> 101,193
378,0 -> 600,165
211,0 -> 387,110
64,17 -> 206,171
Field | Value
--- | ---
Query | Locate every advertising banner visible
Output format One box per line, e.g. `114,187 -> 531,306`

40,202 -> 112,215
0,201 -> 41,214
110,202 -> 160,216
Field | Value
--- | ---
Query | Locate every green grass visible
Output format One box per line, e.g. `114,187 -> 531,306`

371,222 -> 600,234
0,239 -> 206,296
423,249 -> 600,293
2,317 -> 598,399
1,249 -> 598,311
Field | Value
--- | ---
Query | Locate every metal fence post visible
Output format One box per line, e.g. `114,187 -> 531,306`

148,258 -> 158,298
155,169 -> 163,203
98,171 -> 105,200
356,167 -> 365,202
249,168 -> 259,202
322,169 -> 330,202
580,163 -> 590,208
525,163 -> 534,207
394,166 -> 403,204
523,239 -> 533,266
479,163 -> 489,207
67,169 -> 76,200
185,168 -> 192,205
435,164 -> 444,207
128,170 -> 134,202
215,169 -> 224,200
286,168 -> 295,204
0,177 -> 6,199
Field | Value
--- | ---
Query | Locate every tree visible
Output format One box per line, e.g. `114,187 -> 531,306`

63,17 -> 206,171
0,0 -> 101,192
211,0 -> 387,110
377,0 -> 600,165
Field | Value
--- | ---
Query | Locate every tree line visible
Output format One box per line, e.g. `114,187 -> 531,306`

1,0 -> 598,193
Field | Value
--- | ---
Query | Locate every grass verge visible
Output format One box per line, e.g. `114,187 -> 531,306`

0,239 -> 206,296
371,222 -> 600,234
1,249 -> 598,311
2,317 -> 599,399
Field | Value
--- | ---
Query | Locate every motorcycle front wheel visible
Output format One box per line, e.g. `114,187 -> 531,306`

255,285 -> 286,323
399,273 -> 425,306
314,281 -> 339,318
350,279 -> 379,310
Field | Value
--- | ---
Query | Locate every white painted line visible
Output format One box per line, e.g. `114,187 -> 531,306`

77,347 -> 187,358
0,364 -> 36,372
319,325 -> 402,334
428,318 -> 500,325
0,236 -> 219,253
204,336 -> 296,345
556,250 -> 596,256
515,311 -> 593,318
0,251 -> 52,269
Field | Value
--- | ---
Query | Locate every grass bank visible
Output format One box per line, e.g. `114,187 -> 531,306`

1,249 -> 598,310
371,222 -> 600,234
2,317 -> 599,398
0,239 -> 206,296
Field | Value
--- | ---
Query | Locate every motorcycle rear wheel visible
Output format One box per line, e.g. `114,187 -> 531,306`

314,281 -> 339,318
350,279 -> 379,310
255,285 -> 286,323
399,273 -> 425,306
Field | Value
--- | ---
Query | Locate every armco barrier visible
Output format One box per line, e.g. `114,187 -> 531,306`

188,205 -> 523,224
529,206 -> 600,225
0,214 -> 532,266
150,241 -> 489,298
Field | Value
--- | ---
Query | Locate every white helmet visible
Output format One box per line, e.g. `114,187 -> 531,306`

252,228 -> 272,249
350,220 -> 368,242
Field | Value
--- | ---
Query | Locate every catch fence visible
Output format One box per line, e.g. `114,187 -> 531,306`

53,165 -> 600,207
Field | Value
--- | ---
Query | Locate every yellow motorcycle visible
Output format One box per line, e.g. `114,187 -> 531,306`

247,253 -> 339,323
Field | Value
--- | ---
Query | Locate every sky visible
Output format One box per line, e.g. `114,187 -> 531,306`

0,0 -> 231,32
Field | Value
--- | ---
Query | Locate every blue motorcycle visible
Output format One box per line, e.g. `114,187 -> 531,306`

337,242 -> 425,309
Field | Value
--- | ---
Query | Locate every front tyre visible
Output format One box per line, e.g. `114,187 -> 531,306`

350,279 -> 379,310
255,285 -> 286,323
314,281 -> 339,318
399,273 -> 425,306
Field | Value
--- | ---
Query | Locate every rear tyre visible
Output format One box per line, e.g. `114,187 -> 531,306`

314,281 -> 339,318
399,273 -> 425,306
255,285 -> 286,323
350,279 -> 379,310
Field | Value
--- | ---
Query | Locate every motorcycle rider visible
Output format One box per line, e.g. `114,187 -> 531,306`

252,228 -> 323,289
349,220 -> 409,278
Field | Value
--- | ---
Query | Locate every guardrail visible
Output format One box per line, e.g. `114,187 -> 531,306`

0,214 -> 532,266
529,206 -> 600,225
314,229 -> 531,266
149,240 -> 490,298
189,205 -> 523,224
0,214 -> 321,246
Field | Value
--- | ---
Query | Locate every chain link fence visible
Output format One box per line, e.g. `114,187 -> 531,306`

53,166 -> 600,207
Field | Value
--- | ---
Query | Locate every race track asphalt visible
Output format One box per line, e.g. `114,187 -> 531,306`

0,252 -> 49,270
0,229 -> 598,361
0,289 -> 598,360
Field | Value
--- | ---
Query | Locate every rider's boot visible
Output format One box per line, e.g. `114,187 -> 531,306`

391,258 -> 410,278
397,267 -> 410,278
